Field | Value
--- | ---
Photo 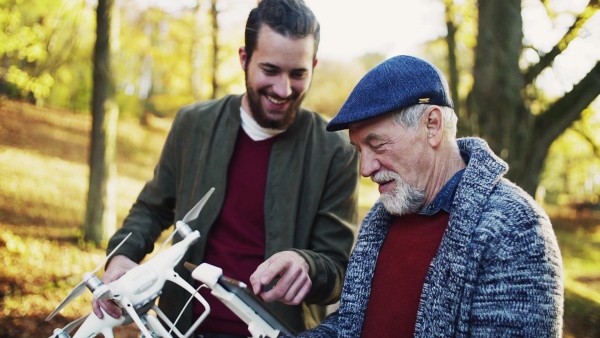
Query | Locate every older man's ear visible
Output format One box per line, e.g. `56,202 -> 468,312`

425,106 -> 444,148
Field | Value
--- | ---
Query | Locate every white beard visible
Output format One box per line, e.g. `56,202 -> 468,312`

372,170 -> 425,216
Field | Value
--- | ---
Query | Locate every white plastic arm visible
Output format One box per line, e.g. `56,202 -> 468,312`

118,296 -> 153,338
72,309 -> 124,338
164,271 -> 211,338
145,313 -> 173,337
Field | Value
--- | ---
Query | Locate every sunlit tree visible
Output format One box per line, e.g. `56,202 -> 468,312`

443,0 -> 600,195
83,0 -> 118,245
0,0 -> 90,106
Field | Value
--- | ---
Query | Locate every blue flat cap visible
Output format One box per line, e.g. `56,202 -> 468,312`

326,55 -> 454,131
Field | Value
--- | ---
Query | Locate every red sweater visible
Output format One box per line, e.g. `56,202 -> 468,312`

195,128 -> 276,335
361,211 -> 449,337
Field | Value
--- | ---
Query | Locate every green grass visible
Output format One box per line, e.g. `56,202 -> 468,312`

0,99 -> 599,337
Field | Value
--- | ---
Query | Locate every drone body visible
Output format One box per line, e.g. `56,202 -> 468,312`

47,188 -> 215,338
71,310 -> 127,338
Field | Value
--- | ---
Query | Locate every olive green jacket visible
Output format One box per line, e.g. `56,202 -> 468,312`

107,95 -> 359,333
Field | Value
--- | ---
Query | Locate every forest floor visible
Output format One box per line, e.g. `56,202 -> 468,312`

0,99 -> 599,337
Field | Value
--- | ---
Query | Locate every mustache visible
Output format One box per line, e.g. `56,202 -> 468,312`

372,170 -> 425,215
371,170 -> 400,184
259,88 -> 299,101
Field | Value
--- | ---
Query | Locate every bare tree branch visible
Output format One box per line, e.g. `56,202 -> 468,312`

524,2 -> 599,85
534,60 -> 600,148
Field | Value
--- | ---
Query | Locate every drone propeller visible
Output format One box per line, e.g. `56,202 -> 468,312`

182,187 -> 215,224
46,233 -> 132,321
48,314 -> 88,338
153,188 -> 216,256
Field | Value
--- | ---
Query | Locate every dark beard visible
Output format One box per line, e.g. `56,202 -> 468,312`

246,79 -> 302,130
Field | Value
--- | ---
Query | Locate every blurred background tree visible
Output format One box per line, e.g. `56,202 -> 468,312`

83,0 -> 119,245
427,0 -> 600,203
0,0 -> 599,243
1,0 -> 599,336
0,0 -> 94,107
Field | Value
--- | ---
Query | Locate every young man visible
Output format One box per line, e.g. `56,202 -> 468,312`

93,0 -> 359,336
288,55 -> 563,337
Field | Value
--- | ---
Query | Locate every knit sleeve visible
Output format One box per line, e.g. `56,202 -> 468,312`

280,310 -> 341,338
468,188 -> 563,337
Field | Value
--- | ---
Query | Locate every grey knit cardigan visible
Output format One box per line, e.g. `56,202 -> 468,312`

293,137 -> 564,337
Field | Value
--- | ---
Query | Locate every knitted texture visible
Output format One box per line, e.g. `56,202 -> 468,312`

292,137 -> 564,338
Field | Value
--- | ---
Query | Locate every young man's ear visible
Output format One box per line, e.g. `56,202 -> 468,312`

239,46 -> 248,71
313,58 -> 318,69
426,106 -> 444,147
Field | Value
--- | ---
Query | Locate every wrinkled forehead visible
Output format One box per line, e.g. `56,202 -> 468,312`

349,113 -> 398,145
349,112 -> 394,134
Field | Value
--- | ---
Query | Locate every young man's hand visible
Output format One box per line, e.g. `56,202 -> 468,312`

250,251 -> 312,305
91,255 -> 139,319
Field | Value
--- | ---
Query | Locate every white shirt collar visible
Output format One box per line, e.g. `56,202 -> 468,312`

240,106 -> 285,141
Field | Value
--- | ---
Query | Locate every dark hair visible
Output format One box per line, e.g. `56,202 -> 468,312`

244,0 -> 320,63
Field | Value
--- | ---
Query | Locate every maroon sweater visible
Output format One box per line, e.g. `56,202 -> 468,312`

195,128 -> 277,335
361,211 -> 449,337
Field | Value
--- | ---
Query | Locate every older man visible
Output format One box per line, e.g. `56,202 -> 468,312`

290,55 -> 563,337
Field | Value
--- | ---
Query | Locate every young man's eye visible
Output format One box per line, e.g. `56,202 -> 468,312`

263,69 -> 277,75
291,71 -> 307,79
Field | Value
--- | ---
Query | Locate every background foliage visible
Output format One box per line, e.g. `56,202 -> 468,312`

2,0 -> 599,203
1,0 -> 600,336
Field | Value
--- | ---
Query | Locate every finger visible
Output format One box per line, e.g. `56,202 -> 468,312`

260,257 -> 289,286
92,300 -> 104,319
259,288 -> 280,303
99,299 -> 122,319
284,280 -> 312,305
281,273 -> 309,303
279,269 -> 311,304
249,261 -> 270,294
259,269 -> 298,303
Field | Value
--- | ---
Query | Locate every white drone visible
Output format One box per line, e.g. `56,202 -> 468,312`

46,187 -> 293,338
46,188 -> 216,338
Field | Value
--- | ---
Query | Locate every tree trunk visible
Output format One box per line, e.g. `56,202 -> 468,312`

443,0 -> 464,134
467,0 -> 600,196
210,0 -> 219,99
191,0 -> 203,101
469,0 -> 534,191
471,0 -> 524,155
83,0 -> 118,246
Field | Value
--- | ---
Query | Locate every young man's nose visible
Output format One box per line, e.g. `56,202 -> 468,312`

272,75 -> 292,98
